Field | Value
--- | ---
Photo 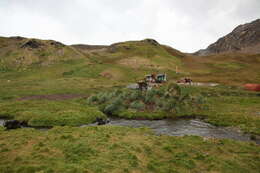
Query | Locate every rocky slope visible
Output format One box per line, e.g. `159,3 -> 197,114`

195,19 -> 260,55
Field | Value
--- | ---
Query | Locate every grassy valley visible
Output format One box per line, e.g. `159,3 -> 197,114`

0,36 -> 259,173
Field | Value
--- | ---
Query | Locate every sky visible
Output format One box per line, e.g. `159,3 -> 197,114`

0,0 -> 259,52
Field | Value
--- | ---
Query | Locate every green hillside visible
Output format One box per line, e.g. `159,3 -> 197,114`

0,37 -> 183,99
183,53 -> 260,85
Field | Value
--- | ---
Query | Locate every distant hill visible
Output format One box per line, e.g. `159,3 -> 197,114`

71,44 -> 108,51
0,36 -> 185,71
71,38 -> 185,72
72,39 -> 186,58
0,36 -> 86,70
195,19 -> 260,55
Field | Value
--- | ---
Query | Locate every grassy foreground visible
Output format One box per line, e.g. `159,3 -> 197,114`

0,126 -> 259,173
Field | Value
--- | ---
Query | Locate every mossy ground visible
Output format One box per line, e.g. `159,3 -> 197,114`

201,95 -> 260,134
0,126 -> 259,173
0,100 -> 106,127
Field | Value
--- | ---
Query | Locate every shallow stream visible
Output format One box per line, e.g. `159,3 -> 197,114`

1,118 -> 259,144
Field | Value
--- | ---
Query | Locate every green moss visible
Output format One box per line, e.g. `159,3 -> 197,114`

0,100 -> 106,127
118,110 -> 167,119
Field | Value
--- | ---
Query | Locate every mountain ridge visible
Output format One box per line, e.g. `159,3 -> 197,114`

195,19 -> 260,56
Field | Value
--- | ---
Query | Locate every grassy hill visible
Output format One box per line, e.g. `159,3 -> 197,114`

0,36 -> 87,71
0,37 -> 184,99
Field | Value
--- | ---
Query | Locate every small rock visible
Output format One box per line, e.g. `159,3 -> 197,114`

21,39 -> 43,49
4,120 -> 22,130
96,118 -> 110,125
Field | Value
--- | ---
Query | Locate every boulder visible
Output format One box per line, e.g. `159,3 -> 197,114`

144,39 -> 159,46
50,41 -> 64,48
4,120 -> 22,129
96,117 -> 110,125
21,39 -> 43,49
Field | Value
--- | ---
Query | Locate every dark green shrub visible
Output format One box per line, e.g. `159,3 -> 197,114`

96,93 -> 110,104
155,87 -> 165,97
155,99 -> 164,108
130,101 -> 145,110
120,89 -> 131,99
129,91 -> 142,101
104,104 -> 120,115
87,95 -> 98,104
113,89 -> 123,97
103,97 -> 125,115
144,91 -> 157,104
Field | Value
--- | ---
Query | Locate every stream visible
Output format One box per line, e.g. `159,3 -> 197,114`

1,118 -> 259,144
85,118 -> 259,144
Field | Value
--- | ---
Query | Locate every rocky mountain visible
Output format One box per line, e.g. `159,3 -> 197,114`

195,19 -> 260,55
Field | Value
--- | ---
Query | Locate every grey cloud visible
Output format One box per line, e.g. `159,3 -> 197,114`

0,0 -> 259,52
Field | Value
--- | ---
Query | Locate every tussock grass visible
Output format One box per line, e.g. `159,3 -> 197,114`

87,84 -> 204,119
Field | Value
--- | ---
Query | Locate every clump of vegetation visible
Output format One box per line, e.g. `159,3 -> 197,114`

87,83 -> 205,119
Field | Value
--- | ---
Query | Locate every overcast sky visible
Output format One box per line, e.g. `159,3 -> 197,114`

0,0 -> 259,52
